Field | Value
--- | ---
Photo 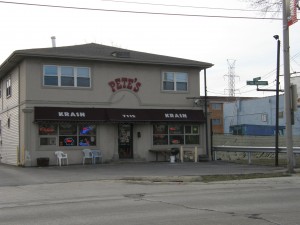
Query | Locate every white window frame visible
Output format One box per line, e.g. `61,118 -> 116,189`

261,114 -> 268,122
43,65 -> 91,88
6,77 -> 12,98
162,72 -> 188,92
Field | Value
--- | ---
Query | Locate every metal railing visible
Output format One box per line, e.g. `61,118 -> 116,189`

212,146 -> 300,165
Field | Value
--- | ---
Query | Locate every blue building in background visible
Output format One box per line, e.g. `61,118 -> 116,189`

229,124 -> 285,136
223,95 -> 300,136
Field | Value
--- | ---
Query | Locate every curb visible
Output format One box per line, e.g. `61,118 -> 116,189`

120,172 -> 293,183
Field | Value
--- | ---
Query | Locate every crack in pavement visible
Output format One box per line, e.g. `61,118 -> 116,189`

129,195 -> 282,225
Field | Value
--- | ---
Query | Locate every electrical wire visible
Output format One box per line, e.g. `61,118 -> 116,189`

96,0 -> 279,12
0,0 -> 283,20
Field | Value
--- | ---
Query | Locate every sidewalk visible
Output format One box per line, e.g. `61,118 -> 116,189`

0,161 -> 291,187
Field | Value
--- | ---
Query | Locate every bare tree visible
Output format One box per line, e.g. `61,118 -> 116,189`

243,0 -> 282,12
242,0 -> 299,13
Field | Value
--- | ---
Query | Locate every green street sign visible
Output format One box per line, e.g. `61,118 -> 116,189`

246,80 -> 268,85
247,81 -> 255,85
255,81 -> 268,85
253,77 -> 261,81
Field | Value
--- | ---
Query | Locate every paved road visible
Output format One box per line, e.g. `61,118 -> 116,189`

1,174 -> 300,225
0,162 -> 299,224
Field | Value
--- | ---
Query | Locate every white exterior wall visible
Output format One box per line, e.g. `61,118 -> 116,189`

0,67 -> 20,165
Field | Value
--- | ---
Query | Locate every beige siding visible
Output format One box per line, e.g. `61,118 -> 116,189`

22,59 -> 201,109
14,58 -> 206,165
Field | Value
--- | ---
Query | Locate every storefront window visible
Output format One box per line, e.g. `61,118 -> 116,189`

185,125 -> 200,144
153,124 -> 200,145
40,137 -> 56,145
39,124 -> 57,135
78,124 -> 97,146
39,123 -> 96,147
79,136 -> 96,146
185,135 -> 199,144
79,124 -> 96,135
169,125 -> 184,144
153,124 -> 168,134
169,125 -> 184,134
59,136 -> 77,146
39,124 -> 58,146
59,124 -> 77,135
169,135 -> 184,144
153,125 -> 168,145
153,134 -> 168,145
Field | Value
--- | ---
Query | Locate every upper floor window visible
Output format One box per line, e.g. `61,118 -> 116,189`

212,119 -> 221,125
211,103 -> 222,110
162,72 -> 188,92
6,78 -> 12,97
43,65 -> 91,88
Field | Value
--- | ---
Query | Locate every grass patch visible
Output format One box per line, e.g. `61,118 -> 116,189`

201,172 -> 290,183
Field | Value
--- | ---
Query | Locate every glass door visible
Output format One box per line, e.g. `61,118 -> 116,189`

118,124 -> 133,159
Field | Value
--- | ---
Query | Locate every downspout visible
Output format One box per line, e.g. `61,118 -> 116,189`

204,69 -> 209,157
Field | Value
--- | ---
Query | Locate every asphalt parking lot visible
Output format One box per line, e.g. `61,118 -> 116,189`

0,161 -> 292,187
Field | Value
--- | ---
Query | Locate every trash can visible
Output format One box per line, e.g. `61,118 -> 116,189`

36,157 -> 49,167
170,155 -> 176,163
170,148 -> 179,163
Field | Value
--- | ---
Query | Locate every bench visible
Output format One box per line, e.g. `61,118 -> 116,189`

149,147 -> 199,162
149,149 -> 171,161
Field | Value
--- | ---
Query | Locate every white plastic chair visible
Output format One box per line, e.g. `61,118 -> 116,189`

82,149 -> 93,165
91,150 -> 103,164
54,151 -> 68,167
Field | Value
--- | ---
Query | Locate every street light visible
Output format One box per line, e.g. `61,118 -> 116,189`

273,35 -> 280,167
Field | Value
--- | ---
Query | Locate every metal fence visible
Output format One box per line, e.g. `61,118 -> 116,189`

211,134 -> 300,167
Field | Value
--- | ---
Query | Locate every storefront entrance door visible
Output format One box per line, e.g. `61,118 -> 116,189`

118,124 -> 133,159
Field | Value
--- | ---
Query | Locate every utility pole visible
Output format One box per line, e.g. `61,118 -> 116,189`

282,0 -> 295,173
274,35 -> 280,167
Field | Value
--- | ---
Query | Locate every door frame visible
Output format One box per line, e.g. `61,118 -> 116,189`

118,123 -> 133,159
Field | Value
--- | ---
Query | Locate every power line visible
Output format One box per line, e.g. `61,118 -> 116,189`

0,1 -> 283,20
96,0 -> 277,13
235,50 -> 300,92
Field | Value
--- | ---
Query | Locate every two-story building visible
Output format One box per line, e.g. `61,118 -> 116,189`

0,43 -> 213,166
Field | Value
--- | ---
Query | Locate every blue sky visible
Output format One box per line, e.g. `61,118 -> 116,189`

0,0 -> 299,97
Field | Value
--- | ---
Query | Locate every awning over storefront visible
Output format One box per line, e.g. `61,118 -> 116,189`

34,107 -> 107,122
34,107 -> 205,123
106,108 -> 205,122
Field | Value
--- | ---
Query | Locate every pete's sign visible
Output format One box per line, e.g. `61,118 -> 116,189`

108,77 -> 141,92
